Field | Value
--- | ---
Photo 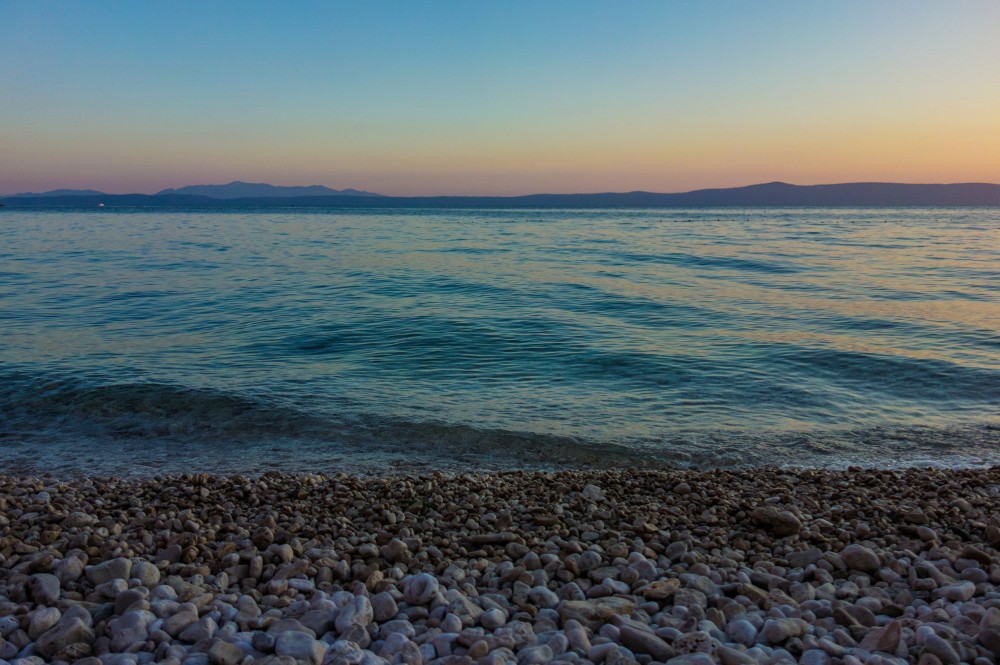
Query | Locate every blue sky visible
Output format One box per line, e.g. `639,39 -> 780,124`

2,1 -> 999,195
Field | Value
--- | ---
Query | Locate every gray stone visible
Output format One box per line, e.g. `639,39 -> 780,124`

751,506 -> 802,536
800,649 -> 830,665
680,573 -> 721,597
840,545 -> 879,573
299,609 -> 336,636
481,608 -> 507,630
666,654 -> 716,665
527,586 -> 559,609
516,644 -> 553,664
672,630 -> 714,655
619,624 -> 674,661
858,621 -> 900,653
162,605 -> 199,637
379,539 -> 410,563
114,588 -> 148,615
978,628 -> 1000,657
370,592 -> 398,622
323,640 -> 365,665
937,581 -> 975,602
28,607 -> 61,640
335,595 -> 373,634
403,573 -> 440,605
109,610 -> 150,651
204,638 -> 244,665
922,634 -> 960,665
0,637 -> 17,660
29,573 -> 60,605
717,645 -> 757,665
62,605 -> 93,628
179,617 -> 218,644
266,618 -> 316,638
0,616 -> 19,639
56,556 -> 85,584
35,617 -> 95,660
673,587 -> 708,609
762,618 -> 807,643
85,557 -> 132,585
788,548 -> 824,568
131,560 -> 161,587
557,598 -> 635,630
252,631 -> 276,653
446,594 -> 482,625
276,630 -> 326,665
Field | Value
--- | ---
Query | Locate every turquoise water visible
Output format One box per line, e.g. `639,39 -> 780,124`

1,207 -> 998,475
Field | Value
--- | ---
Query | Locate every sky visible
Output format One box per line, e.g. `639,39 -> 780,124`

2,1 -> 999,196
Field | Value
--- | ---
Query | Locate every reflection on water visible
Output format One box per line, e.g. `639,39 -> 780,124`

0,206 -> 998,474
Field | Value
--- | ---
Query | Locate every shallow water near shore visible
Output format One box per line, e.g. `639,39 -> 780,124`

1,206 -> 999,475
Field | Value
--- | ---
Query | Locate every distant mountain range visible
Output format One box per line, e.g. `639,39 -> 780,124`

4,181 -> 1000,208
8,188 -> 107,198
155,181 -> 381,198
5,181 -> 380,200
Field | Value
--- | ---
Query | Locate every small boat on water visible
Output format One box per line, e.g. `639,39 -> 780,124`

98,203 -> 105,207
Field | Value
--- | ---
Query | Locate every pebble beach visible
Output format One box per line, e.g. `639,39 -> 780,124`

2,467 -> 1000,665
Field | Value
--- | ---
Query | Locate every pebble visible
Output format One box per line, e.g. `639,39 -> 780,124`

841,544 -> 880,573
726,619 -> 758,647
335,595 -> 374,634
762,618 -> 806,643
666,653 -> 716,665
28,574 -> 60,606
0,469 -> 998,665
481,608 -> 507,630
35,617 -> 95,660
203,638 -> 243,665
937,581 -> 975,602
558,598 -> 635,630
85,557 -> 132,585
618,624 -> 674,660
403,572 -> 440,605
28,608 -> 61,640
275,630 -> 325,664
922,634 -> 961,664
718,645 -> 758,665
751,506 -> 802,536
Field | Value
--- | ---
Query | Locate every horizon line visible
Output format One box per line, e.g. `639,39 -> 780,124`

7,179 -> 1000,199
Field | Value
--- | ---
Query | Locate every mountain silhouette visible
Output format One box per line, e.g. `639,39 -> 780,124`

5,181 -> 1000,208
155,181 -> 381,198
9,188 -> 107,198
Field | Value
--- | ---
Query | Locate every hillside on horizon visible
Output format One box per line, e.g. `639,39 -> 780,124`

155,181 -> 382,198
4,181 -> 1000,208
8,188 -> 107,198
5,182 -> 383,199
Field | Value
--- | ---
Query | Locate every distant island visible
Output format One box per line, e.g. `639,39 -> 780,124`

4,181 -> 1000,208
4,181 -> 381,201
154,181 -> 382,199
6,188 -> 108,198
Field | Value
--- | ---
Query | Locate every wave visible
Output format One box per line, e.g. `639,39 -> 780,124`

2,369 -> 1000,477
0,373 -> 323,439
0,370 -> 659,472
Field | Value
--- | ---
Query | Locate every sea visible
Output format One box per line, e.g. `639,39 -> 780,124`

1,207 -> 998,476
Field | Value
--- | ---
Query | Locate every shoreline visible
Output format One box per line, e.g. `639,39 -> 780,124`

2,467 -> 999,664
3,421 -> 1000,479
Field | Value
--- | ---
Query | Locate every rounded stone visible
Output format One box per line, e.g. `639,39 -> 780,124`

840,544 -> 880,573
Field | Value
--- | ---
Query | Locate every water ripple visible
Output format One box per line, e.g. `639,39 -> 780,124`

1,206 -> 998,474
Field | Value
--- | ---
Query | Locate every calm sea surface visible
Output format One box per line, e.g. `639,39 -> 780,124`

1,207 -> 998,475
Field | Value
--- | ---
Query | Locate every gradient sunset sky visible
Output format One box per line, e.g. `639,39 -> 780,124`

2,1 -> 999,196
